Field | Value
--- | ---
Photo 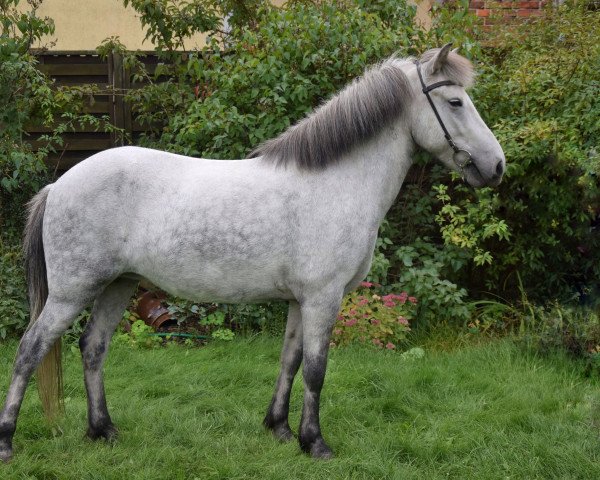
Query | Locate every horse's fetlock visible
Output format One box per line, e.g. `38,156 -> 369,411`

86,418 -> 117,442
298,424 -> 321,452
0,421 -> 15,463
0,421 -> 16,441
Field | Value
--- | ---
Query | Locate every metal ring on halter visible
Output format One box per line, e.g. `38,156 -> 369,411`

453,149 -> 472,180
453,149 -> 472,168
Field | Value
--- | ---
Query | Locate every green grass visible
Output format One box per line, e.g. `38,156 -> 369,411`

1,336 -> 599,479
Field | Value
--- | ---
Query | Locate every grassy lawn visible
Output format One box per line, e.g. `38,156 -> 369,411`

1,336 -> 599,479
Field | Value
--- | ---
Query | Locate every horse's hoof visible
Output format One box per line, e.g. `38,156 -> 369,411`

0,446 -> 13,463
309,438 -> 334,460
271,424 -> 295,442
86,423 -> 118,442
300,435 -> 334,460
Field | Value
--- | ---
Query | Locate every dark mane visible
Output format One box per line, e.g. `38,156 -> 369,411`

249,50 -> 474,170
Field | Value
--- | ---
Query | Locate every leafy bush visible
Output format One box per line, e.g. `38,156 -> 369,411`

1,0 -> 55,224
166,296 -> 287,336
454,2 -> 600,301
370,2 -> 600,310
115,319 -> 163,349
332,282 -> 416,349
0,241 -> 28,338
114,0 -> 421,158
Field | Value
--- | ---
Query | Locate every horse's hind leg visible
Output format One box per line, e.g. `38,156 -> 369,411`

79,278 -> 137,441
0,297 -> 86,462
264,300 -> 302,441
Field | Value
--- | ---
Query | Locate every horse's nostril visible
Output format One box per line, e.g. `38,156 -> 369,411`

495,160 -> 504,177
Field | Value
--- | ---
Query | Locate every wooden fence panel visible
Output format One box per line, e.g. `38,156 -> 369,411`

28,51 -> 158,173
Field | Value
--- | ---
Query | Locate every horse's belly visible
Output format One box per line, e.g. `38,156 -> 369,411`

134,259 -> 293,303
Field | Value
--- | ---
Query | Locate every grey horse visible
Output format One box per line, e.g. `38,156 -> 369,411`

0,44 -> 504,462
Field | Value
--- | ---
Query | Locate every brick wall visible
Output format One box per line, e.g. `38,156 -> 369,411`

469,1 -> 548,29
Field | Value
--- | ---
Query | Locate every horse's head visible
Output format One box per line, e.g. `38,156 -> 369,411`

408,44 -> 505,188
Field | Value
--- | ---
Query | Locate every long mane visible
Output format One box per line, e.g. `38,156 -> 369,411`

249,49 -> 475,170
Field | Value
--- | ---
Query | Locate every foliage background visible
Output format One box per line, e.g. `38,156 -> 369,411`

1,1 -> 599,355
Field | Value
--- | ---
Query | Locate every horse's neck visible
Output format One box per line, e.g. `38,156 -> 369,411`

333,125 -> 414,225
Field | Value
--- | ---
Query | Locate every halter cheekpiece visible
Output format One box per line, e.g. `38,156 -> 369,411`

414,60 -> 473,177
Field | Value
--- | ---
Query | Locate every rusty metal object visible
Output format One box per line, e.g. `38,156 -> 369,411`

136,290 -> 175,330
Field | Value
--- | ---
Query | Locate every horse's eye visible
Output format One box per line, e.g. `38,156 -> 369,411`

449,98 -> 463,107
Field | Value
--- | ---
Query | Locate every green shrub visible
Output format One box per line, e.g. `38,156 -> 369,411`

115,319 -> 163,349
1,0 -> 55,223
114,0 -> 421,158
372,2 -> 600,309
0,241 -> 28,338
457,2 -> 600,300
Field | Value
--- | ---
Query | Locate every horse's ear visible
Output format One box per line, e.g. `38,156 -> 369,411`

430,43 -> 453,74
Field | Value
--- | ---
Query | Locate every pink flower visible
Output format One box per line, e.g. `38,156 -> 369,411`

382,294 -> 395,303
408,296 -> 417,304
358,296 -> 369,306
337,314 -> 344,321
360,281 -> 373,288
363,313 -> 370,318
349,309 -> 358,316
397,316 -> 409,325
372,338 -> 383,346
393,292 -> 407,304
344,319 -> 357,327
371,319 -> 380,325
333,328 -> 342,335
386,342 -> 396,350
384,300 -> 395,308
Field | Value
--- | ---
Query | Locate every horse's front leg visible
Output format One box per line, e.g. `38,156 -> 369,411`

264,300 -> 303,441
298,290 -> 342,459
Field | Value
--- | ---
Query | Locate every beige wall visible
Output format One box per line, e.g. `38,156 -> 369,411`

24,0 -> 433,52
25,0 -> 206,51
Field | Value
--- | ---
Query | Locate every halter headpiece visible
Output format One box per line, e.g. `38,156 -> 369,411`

415,60 -> 473,178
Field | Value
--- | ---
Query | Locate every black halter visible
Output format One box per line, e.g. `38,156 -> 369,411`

415,61 -> 473,177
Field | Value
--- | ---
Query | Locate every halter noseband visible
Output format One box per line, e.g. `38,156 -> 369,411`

415,60 -> 473,178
